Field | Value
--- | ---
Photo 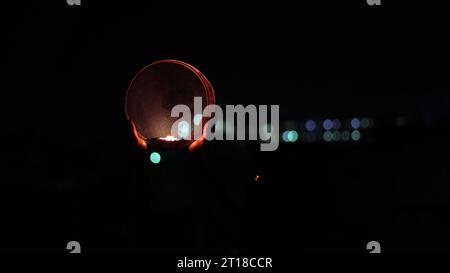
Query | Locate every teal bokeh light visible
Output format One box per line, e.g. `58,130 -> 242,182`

150,152 -> 161,164
351,130 -> 361,141
282,131 -> 290,142
323,131 -> 333,142
287,130 -> 299,142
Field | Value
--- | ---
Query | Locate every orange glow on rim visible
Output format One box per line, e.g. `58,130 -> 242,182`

130,120 -> 147,149
125,59 -> 216,150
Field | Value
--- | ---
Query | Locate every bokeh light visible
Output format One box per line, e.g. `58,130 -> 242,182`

193,114 -> 203,126
323,131 -> 333,142
177,121 -> 190,139
351,118 -> 361,129
150,152 -> 161,164
351,130 -> 361,141
305,120 -> 317,132
323,119 -> 333,130
287,130 -> 299,142
332,131 -> 341,141
282,131 -> 290,142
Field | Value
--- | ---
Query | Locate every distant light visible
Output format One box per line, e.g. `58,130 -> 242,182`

178,121 -> 190,139
305,120 -> 317,132
323,119 -> 333,130
332,131 -> 341,141
361,118 -> 372,129
323,131 -> 333,142
282,131 -> 290,142
341,130 -> 351,141
193,114 -> 203,126
150,152 -> 161,164
332,119 -> 341,130
254,174 -> 261,182
351,118 -> 361,129
287,130 -> 299,142
351,130 -> 361,141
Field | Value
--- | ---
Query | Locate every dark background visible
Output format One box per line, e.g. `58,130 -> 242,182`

2,1 -> 450,253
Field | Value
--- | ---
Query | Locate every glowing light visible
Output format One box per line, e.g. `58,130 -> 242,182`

323,131 -> 333,142
255,174 -> 261,182
351,130 -> 361,141
159,135 -> 179,141
188,136 -> 205,152
193,114 -> 203,126
282,131 -> 290,142
150,152 -> 161,164
323,119 -> 333,130
287,130 -> 299,142
351,118 -> 361,129
177,121 -> 190,139
305,120 -> 317,132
